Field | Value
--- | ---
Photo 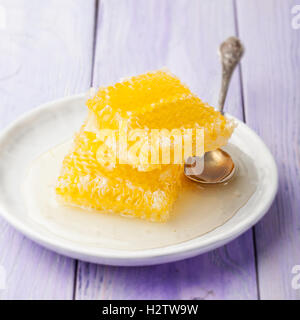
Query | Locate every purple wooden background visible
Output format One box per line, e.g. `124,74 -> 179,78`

0,0 -> 299,300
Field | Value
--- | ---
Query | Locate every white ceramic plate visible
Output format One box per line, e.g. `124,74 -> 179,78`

0,95 -> 278,266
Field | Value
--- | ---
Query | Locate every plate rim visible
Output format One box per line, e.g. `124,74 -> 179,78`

0,94 -> 278,266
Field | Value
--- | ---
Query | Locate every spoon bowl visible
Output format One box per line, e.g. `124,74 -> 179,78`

184,149 -> 235,184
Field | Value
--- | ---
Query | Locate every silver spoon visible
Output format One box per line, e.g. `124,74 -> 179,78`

184,36 -> 244,184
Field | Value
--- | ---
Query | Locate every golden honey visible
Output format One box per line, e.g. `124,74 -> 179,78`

56,69 -> 235,222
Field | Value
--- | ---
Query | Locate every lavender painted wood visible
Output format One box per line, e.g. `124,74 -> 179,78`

236,0 -> 300,299
0,0 -> 95,299
75,0 -> 258,300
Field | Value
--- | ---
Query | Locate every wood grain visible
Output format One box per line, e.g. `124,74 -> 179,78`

236,0 -> 300,299
74,0 -> 258,300
3,0 -> 297,300
0,0 -> 95,299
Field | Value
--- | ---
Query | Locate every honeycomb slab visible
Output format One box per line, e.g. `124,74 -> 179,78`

56,69 -> 235,222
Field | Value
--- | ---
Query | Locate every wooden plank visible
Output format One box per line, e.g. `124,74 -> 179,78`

75,0 -> 258,300
0,0 -> 95,299
236,0 -> 300,299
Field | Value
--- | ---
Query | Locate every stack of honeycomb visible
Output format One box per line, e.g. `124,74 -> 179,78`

56,69 -> 235,222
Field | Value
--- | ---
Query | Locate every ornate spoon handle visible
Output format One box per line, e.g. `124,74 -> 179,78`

218,36 -> 244,114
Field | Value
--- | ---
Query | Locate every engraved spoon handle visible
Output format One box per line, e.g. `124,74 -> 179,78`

218,37 -> 244,114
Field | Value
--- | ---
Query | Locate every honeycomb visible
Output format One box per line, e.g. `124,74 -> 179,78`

86,69 -> 192,129
56,69 -> 235,222
86,69 -> 235,170
56,130 -> 183,222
